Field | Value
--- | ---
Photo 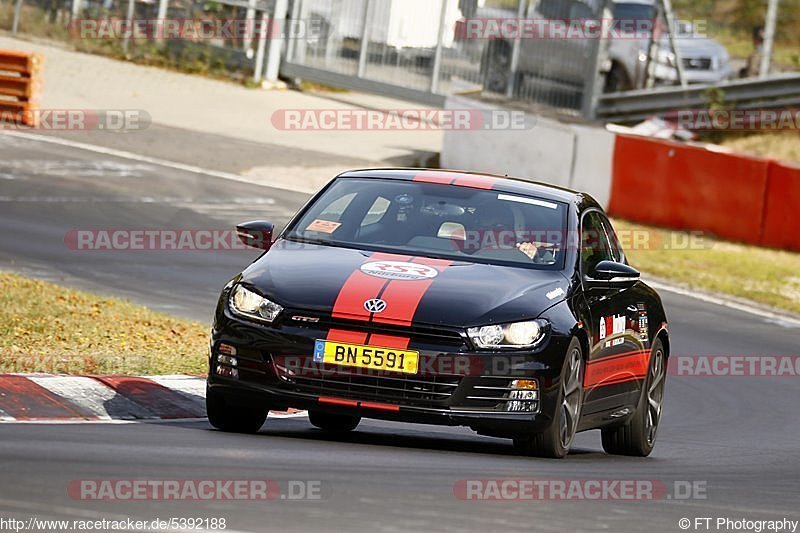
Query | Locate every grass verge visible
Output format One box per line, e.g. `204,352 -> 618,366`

0,272 -> 208,375
717,132 -> 800,164
614,220 -> 800,315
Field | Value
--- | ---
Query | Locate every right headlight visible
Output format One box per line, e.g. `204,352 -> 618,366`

467,319 -> 549,350
229,284 -> 283,323
657,49 -> 676,67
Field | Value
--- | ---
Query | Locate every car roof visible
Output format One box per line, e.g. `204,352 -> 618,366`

336,168 -> 592,207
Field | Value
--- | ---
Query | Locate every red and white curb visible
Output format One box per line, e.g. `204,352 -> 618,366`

0,374 -> 307,423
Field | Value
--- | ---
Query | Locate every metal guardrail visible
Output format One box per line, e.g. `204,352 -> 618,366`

597,74 -> 800,123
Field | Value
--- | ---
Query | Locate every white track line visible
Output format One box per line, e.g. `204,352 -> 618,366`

27,375 -> 153,420
146,375 -> 206,401
0,129 -> 315,194
647,280 -> 800,328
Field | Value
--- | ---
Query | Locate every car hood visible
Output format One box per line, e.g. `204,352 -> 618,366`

239,241 -> 571,328
660,36 -> 727,58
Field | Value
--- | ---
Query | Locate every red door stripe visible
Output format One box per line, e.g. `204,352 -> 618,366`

583,350 -> 650,389
0,375 -> 97,420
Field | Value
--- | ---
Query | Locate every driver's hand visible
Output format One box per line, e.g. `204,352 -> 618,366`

516,242 -> 539,260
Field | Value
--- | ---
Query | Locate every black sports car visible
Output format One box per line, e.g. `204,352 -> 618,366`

208,169 -> 669,458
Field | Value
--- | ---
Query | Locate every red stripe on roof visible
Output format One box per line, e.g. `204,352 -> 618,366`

453,175 -> 501,190
412,171 -> 457,185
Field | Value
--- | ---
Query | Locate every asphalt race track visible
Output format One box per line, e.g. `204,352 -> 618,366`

1,133 -> 799,532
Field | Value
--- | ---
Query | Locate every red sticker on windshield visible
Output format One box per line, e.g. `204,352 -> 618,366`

306,219 -> 341,233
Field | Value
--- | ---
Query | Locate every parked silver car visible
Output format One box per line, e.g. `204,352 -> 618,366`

480,0 -> 732,94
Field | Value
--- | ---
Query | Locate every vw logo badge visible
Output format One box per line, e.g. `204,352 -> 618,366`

364,298 -> 387,313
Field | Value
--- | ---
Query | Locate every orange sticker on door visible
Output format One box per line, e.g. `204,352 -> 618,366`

306,219 -> 342,233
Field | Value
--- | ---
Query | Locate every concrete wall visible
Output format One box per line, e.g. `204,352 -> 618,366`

441,95 -> 615,207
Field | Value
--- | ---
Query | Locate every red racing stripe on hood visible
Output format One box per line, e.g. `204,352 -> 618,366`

327,329 -> 369,344
330,252 -> 412,322
372,257 -> 453,327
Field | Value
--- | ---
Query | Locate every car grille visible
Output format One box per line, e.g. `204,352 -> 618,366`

285,314 -> 467,348
682,57 -> 712,70
273,360 -> 462,408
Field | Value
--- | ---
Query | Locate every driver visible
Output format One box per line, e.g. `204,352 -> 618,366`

474,207 -> 546,263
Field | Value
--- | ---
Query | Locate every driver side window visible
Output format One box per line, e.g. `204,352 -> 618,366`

581,211 -> 614,276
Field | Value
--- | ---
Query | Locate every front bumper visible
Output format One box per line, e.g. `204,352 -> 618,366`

209,306 -> 571,437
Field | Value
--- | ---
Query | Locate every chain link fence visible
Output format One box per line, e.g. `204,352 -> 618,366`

1,0 -> 797,118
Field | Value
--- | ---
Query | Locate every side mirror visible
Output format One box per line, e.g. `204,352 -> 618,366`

587,260 -> 640,289
236,221 -> 274,250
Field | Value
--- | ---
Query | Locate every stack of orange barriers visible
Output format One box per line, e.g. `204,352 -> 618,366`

0,49 -> 44,127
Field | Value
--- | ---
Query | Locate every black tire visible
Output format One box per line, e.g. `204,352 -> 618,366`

206,387 -> 268,434
514,337 -> 584,459
308,410 -> 361,432
601,339 -> 667,457
482,40 -> 513,94
603,64 -> 633,93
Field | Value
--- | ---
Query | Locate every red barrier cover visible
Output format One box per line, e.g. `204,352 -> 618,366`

760,161 -> 800,251
609,134 -> 771,244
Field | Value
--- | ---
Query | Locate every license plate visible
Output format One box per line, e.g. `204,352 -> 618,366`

313,340 -> 419,374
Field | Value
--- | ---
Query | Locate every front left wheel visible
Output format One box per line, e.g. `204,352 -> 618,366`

206,387 -> 268,434
514,337 -> 584,459
601,339 -> 666,456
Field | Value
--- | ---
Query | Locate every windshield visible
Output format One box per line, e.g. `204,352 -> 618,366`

613,3 -> 656,21
285,178 -> 569,270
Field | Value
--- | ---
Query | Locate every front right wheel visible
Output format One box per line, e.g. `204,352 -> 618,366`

601,339 -> 666,456
308,410 -> 361,432
514,337 -> 584,459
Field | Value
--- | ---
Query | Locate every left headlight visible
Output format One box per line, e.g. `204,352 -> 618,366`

229,284 -> 283,323
467,319 -> 549,350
